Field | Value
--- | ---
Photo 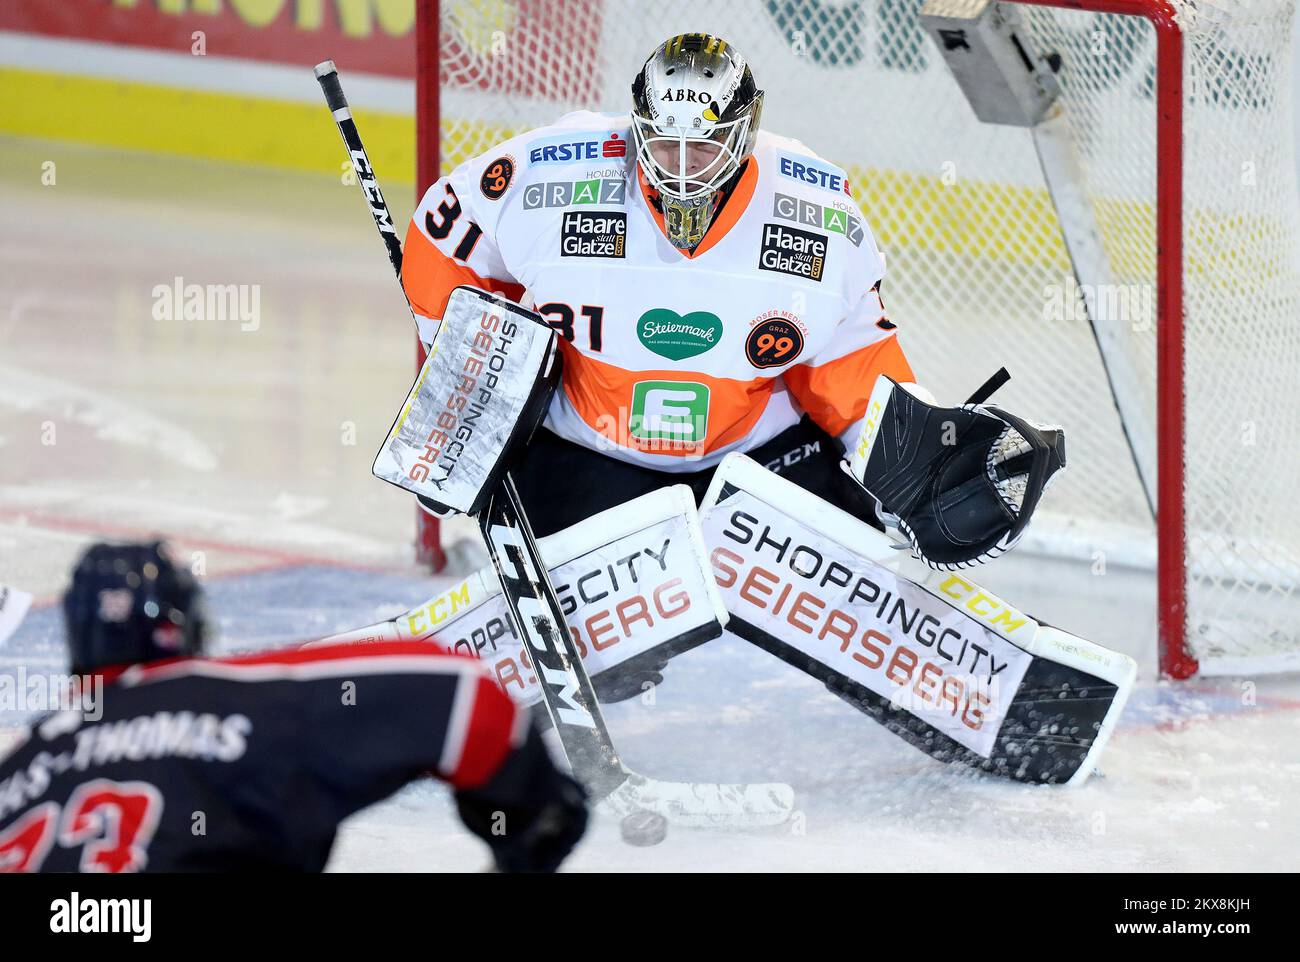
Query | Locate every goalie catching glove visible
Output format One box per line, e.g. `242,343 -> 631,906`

844,375 -> 1066,569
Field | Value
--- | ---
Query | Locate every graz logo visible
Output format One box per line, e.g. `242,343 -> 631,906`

523,178 -> 627,209
745,310 -> 806,368
758,224 -> 826,281
561,211 -> 627,259
773,193 -> 864,247
479,155 -> 515,200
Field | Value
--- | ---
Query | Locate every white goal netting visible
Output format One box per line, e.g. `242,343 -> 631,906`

432,0 -> 1300,674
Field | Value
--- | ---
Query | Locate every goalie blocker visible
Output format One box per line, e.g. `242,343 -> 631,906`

372,285 -> 561,517
701,454 -> 1135,785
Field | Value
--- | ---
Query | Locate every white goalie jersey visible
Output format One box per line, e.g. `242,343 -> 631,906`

402,110 -> 915,471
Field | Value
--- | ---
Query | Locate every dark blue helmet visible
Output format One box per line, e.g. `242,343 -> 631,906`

63,541 -> 208,674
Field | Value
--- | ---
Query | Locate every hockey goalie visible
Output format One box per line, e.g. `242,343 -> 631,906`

357,32 -> 1135,792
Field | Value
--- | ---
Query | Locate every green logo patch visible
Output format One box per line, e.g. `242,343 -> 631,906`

629,381 -> 710,443
572,179 -> 601,204
822,207 -> 850,235
637,308 -> 722,361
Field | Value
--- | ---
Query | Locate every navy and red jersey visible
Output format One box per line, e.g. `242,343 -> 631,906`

0,642 -> 523,872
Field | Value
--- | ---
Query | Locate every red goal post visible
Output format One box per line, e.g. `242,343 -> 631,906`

1012,1 -> 1190,678
414,0 -> 445,573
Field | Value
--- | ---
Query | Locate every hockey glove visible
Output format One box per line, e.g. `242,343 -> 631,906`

455,722 -> 589,873
843,375 -> 1066,569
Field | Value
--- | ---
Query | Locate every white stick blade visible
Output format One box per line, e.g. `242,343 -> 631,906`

601,774 -> 795,829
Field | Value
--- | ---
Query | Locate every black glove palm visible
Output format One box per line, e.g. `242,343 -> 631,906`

845,375 -> 1066,569
455,723 -> 589,873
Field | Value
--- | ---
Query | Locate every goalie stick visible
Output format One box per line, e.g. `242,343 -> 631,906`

314,61 -> 793,827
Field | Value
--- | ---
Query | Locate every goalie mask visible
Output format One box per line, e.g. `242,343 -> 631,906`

631,33 -> 763,250
845,377 -> 1067,570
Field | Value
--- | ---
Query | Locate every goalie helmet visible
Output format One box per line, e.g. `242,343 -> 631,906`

631,33 -> 764,250
64,541 -> 209,674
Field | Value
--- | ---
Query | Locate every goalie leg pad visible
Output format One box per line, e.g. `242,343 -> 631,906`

802,631 -> 1127,784
701,454 -> 1134,785
314,484 -> 730,709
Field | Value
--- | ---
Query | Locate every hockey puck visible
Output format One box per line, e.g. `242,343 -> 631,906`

619,810 -> 668,847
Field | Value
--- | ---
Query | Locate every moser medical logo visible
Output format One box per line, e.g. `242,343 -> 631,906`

479,155 -> 515,200
746,309 -> 806,368
630,381 -> 709,445
637,308 -> 722,360
777,155 -> 851,195
774,192 -> 863,247
523,178 -> 627,209
528,131 -> 628,165
561,211 -> 627,258
759,223 -> 827,281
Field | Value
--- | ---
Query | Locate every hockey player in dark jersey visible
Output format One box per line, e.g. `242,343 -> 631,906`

0,541 -> 587,873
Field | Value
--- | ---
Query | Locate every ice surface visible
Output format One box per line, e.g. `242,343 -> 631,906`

2,139 -> 1297,872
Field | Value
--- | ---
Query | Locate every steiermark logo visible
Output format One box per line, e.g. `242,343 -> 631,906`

637,308 -> 722,361
630,381 -> 710,443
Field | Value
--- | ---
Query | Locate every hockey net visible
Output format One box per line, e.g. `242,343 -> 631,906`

418,0 -> 1300,677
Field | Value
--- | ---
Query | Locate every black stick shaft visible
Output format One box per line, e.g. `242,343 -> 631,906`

965,367 -> 1011,406
479,478 -> 626,795
314,60 -> 408,293
314,60 -> 626,796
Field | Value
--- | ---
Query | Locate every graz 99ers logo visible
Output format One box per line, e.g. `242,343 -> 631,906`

479,155 -> 515,200
745,310 -> 806,368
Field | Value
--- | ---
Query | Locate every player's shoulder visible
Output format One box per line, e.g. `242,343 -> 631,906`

443,111 -> 631,218
513,111 -> 632,188
750,130 -> 878,274
752,130 -> 854,201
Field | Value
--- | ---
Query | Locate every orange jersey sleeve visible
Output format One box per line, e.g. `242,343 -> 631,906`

403,170 -> 525,344
784,282 -> 914,439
